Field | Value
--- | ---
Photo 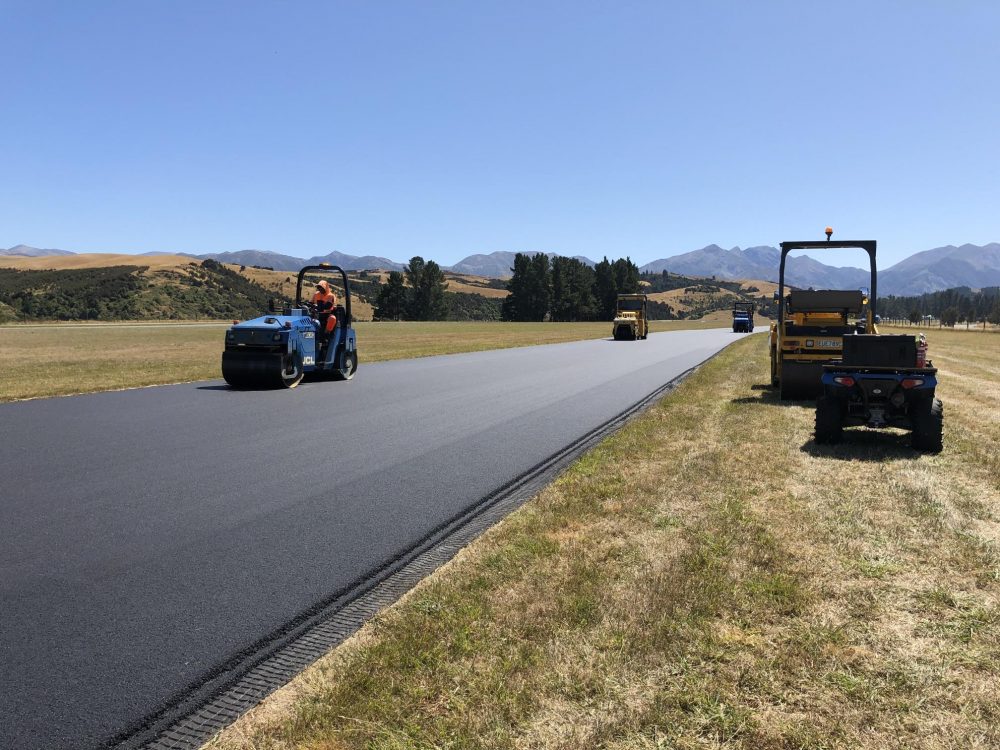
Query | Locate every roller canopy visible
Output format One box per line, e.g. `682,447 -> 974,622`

777,240 -> 876,323
296,265 -> 352,325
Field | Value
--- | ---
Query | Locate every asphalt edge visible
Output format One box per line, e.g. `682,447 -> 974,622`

113,346 -> 726,750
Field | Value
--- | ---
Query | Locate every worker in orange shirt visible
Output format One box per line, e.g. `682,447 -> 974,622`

311,280 -> 338,337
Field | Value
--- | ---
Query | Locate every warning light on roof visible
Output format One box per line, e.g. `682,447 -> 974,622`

825,226 -> 833,241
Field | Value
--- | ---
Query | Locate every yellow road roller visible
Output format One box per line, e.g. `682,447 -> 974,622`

770,231 -> 878,400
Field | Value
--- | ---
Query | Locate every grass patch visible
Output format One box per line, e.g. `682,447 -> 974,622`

0,319 -> 722,402
204,326 -> 1000,750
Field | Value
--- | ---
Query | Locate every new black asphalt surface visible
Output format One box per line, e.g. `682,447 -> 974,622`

1,328 -> 750,749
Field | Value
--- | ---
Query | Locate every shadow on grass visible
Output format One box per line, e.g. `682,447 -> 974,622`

801,429 -> 921,462
730,387 -> 809,409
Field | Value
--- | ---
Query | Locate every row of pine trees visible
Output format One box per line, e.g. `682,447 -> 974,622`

878,286 -> 1000,326
373,253 -> 644,322
501,254 -> 641,322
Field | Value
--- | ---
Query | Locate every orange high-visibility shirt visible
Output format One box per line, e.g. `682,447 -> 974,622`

312,283 -> 338,332
312,289 -> 337,311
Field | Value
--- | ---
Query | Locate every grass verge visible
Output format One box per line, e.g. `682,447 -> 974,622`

0,318 -> 729,402
205,327 -> 999,750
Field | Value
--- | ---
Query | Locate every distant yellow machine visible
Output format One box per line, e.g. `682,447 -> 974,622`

613,294 -> 649,340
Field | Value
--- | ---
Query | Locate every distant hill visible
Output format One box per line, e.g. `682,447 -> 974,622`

879,243 -> 1000,296
193,249 -> 307,271
302,251 -> 405,271
192,249 -> 406,272
1,244 -> 75,257
447,251 -> 597,278
0,260 -> 284,322
0,253 -> 199,270
641,244 -> 870,291
6,241 -> 999,294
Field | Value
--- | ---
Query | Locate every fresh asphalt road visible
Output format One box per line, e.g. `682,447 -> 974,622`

1,328 -> 753,749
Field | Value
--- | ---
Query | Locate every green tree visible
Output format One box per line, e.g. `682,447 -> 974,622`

525,253 -> 551,320
404,256 -> 426,311
611,257 -> 640,294
422,260 -> 450,320
501,253 -> 530,321
989,297 -> 1000,326
374,271 -> 407,320
502,253 -> 550,321
593,257 -> 618,319
908,309 -> 922,325
550,257 -> 597,321
940,306 -> 959,327
405,257 -> 448,320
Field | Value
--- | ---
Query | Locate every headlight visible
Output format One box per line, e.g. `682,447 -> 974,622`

272,333 -> 282,342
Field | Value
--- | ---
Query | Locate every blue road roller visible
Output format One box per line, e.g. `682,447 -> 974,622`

732,301 -> 755,333
222,264 -> 357,388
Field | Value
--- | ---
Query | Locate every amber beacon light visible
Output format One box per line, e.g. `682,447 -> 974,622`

825,226 -> 834,240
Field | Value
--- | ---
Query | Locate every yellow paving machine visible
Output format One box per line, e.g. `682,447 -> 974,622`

769,230 -> 878,400
613,294 -> 649,340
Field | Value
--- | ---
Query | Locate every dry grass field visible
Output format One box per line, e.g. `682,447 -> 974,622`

0,319 -> 725,402
205,328 -> 1000,750
647,285 -> 743,312
0,253 -> 197,270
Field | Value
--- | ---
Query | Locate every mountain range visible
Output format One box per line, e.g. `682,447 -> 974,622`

0,244 -> 75,257
3,243 -> 999,296
638,243 -> 1000,296
640,244 -> 873,291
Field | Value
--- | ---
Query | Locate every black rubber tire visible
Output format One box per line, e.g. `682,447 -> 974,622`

770,351 -> 779,388
814,396 -> 844,444
911,397 -> 943,453
335,350 -> 357,381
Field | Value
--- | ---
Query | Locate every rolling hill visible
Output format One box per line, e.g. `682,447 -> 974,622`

879,243 -> 1000,295
1,244 -> 75,257
5,240 -> 999,294
640,244 -> 871,291
448,251 -> 597,277
640,242 -> 1000,296
0,253 -> 777,324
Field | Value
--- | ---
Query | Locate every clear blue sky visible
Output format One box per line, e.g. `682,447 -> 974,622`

2,1 -> 997,269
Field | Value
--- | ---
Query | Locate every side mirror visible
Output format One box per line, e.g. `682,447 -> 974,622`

773,290 -> 780,301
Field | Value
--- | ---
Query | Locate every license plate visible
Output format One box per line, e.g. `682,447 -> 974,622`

817,340 -> 840,348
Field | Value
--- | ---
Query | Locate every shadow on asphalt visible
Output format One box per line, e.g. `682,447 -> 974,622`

800,429 -> 921,462
195,385 -> 231,391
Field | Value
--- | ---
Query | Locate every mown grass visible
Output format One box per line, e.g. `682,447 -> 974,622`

206,327 -> 1000,750
0,318 -> 728,402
